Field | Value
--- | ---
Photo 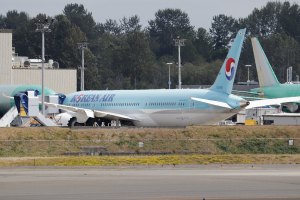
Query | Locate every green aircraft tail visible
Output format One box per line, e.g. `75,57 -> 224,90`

251,37 -> 280,87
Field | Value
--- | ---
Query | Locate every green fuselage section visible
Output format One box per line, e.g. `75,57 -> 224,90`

251,84 -> 300,99
0,85 -> 56,116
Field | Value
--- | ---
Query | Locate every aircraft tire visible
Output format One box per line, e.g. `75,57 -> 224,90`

68,117 -> 80,127
86,118 -> 95,126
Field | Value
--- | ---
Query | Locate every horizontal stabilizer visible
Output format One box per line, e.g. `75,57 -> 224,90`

246,96 -> 300,109
191,97 -> 232,109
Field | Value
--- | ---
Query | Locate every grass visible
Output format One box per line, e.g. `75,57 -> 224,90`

0,154 -> 300,167
0,126 -> 299,166
0,126 -> 299,140
214,137 -> 300,154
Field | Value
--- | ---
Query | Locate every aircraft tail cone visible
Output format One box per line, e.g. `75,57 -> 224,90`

240,101 -> 250,108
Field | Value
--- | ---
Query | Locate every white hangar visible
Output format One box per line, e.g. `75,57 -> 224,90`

0,29 -> 77,94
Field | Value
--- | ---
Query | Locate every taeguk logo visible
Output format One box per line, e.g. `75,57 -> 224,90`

225,57 -> 235,80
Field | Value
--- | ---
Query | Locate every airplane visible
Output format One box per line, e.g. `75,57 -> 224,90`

250,37 -> 300,112
44,29 -> 300,127
0,84 -> 56,117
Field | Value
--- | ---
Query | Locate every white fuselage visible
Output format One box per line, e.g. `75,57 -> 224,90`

62,89 -> 244,127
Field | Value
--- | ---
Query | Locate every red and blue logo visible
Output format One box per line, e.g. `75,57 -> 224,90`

225,57 -> 235,80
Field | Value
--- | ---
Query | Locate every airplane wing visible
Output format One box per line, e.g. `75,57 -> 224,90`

45,102 -> 136,121
45,102 -> 83,112
191,96 -> 300,110
246,96 -> 300,109
191,97 -> 232,109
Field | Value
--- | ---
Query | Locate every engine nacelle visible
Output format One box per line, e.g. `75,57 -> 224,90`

53,109 -> 94,127
53,112 -> 73,126
282,102 -> 299,113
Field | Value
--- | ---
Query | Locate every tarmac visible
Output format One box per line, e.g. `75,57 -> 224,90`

0,164 -> 299,200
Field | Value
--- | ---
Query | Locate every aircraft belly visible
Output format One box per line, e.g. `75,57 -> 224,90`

129,109 -> 235,127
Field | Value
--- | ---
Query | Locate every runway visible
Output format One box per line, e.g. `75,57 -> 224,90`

0,165 -> 299,200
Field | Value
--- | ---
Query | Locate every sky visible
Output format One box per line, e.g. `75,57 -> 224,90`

0,0 -> 298,30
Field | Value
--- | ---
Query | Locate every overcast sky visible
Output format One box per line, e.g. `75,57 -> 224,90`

0,0 -> 298,30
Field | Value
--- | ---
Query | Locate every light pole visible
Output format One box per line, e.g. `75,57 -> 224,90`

36,18 -> 53,115
77,42 -> 88,91
174,37 -> 185,89
245,64 -> 252,85
287,66 -> 293,83
166,62 -> 173,89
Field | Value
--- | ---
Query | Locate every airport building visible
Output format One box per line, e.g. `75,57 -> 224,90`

263,113 -> 300,125
0,29 -> 76,94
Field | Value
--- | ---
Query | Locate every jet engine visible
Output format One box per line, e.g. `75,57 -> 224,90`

282,102 -> 299,113
53,112 -> 73,126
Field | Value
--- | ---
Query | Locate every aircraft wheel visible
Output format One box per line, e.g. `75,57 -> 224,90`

68,117 -> 80,127
86,118 -> 95,126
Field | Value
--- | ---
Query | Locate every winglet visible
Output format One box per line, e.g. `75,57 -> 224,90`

210,28 -> 246,94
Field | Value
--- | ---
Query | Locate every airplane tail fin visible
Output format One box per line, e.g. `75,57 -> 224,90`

210,28 -> 246,94
251,37 -> 280,87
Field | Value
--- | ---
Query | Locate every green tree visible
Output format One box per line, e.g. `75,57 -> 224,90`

3,1 -> 300,90
181,60 -> 222,86
236,37 -> 256,83
100,19 -> 122,35
48,14 -> 86,69
148,8 -> 195,58
125,31 -> 155,88
209,14 -> 238,59
82,49 -> 102,90
0,14 -> 5,27
93,16 -> 156,89
259,34 -> 300,82
120,15 -> 142,33
4,11 -> 32,57
279,2 -> 300,42
242,2 -> 282,37
63,3 -> 96,39
194,28 -> 213,62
